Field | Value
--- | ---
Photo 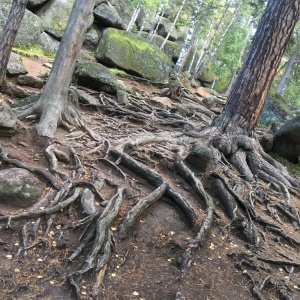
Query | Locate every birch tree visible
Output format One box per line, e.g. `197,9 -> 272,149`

172,0 -> 203,74
276,29 -> 300,95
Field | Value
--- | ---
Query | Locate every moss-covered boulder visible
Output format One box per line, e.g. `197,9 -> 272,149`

0,4 -> 44,46
96,28 -> 173,82
75,61 -> 125,94
195,69 -> 215,86
36,0 -> 93,39
156,17 -> 178,41
259,92 -> 293,125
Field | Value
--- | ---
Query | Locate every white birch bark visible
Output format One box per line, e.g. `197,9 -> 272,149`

147,0 -> 165,40
160,0 -> 187,49
138,8 -> 150,36
172,0 -> 203,74
127,3 -> 141,32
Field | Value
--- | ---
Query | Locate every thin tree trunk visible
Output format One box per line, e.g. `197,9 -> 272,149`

213,0 -> 300,134
160,0 -> 187,49
147,0 -> 165,40
0,0 -> 28,87
276,38 -> 300,95
193,0 -> 231,77
127,3 -> 141,32
224,17 -> 254,96
187,38 -> 199,73
192,22 -> 213,76
138,8 -> 150,36
150,10 -> 164,42
198,8 -> 237,75
36,0 -> 96,137
173,0 -> 203,74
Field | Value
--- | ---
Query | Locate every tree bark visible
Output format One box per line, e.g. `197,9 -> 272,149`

213,0 -> 300,135
36,0 -> 96,137
0,0 -> 28,87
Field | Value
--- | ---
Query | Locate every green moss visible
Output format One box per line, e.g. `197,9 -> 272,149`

268,89 -> 290,114
214,77 -> 230,93
108,68 -> 128,76
13,44 -> 55,58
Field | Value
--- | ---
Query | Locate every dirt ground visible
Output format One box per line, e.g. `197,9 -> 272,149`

0,55 -> 299,300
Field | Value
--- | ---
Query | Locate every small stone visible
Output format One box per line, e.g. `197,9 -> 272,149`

133,291 -> 139,296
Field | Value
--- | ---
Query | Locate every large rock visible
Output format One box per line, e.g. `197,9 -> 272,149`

273,115 -> 300,163
36,0 -> 93,39
75,61 -> 125,94
0,4 -> 44,46
7,53 -> 28,77
36,32 -> 60,54
27,0 -> 49,9
156,17 -> 178,41
83,25 -> 101,51
184,146 -> 214,174
0,168 -> 44,209
259,93 -> 292,125
96,28 -> 173,82
93,2 -> 125,30
0,104 -> 21,137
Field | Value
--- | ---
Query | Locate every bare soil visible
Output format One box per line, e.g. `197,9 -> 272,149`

0,55 -> 299,300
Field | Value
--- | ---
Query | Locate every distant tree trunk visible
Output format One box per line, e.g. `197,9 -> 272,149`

137,8 -> 150,36
127,3 -> 141,32
276,38 -> 300,95
198,8 -> 237,75
193,0 -> 231,77
0,0 -> 28,87
150,10 -> 164,42
213,0 -> 300,135
172,0 -> 203,74
224,17 -> 254,96
160,0 -> 187,49
147,0 -> 165,40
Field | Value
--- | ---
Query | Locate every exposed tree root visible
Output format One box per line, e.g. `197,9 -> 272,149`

1,91 -> 300,299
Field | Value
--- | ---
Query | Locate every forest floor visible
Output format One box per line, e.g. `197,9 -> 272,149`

0,55 -> 299,300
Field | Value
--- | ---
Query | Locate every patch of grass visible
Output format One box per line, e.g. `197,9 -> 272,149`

12,44 -> 55,58
270,152 -> 300,179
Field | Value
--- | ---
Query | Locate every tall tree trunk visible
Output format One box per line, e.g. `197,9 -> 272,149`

147,0 -> 165,40
275,38 -> 300,95
138,8 -> 150,36
0,0 -> 28,87
193,0 -> 231,77
224,17 -> 254,96
160,0 -> 187,49
172,0 -> 203,74
198,8 -> 237,75
36,0 -> 96,137
127,3 -> 141,32
213,0 -> 300,135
